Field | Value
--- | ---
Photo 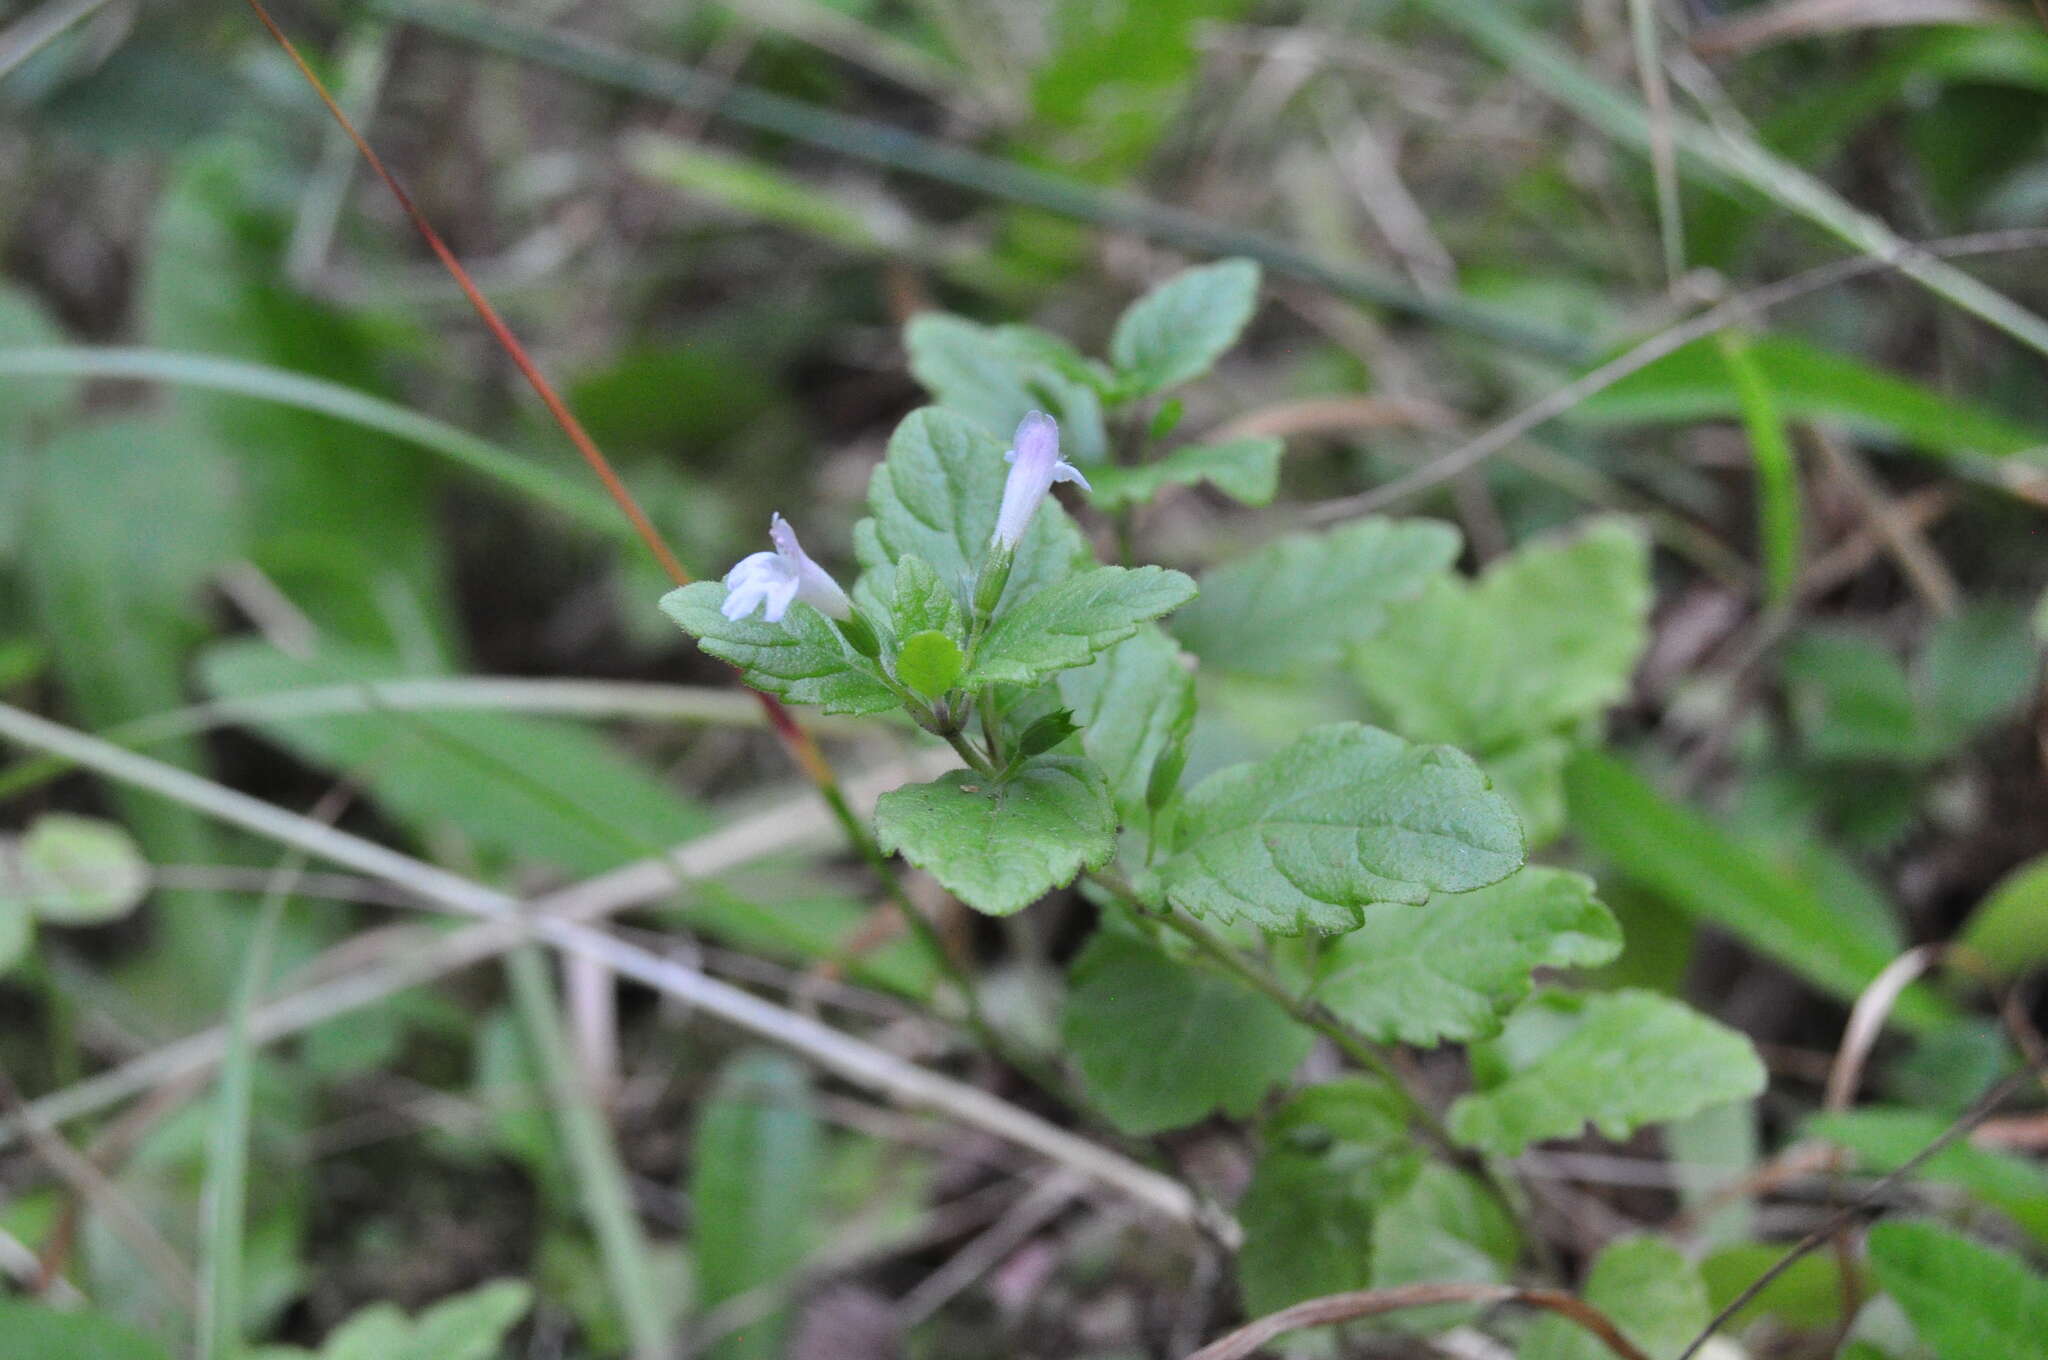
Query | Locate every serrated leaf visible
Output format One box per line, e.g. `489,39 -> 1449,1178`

875,756 -> 1113,915
1354,519 -> 1651,754
854,407 -> 1090,613
1057,627 -> 1195,823
1315,867 -> 1621,1047
966,565 -> 1197,688
1236,1080 -> 1421,1316
1061,925 -> 1312,1134
1086,436 -> 1282,509
1448,989 -> 1765,1157
1522,1236 -> 1709,1360
2,814 -> 150,926
1159,723 -> 1524,934
1109,258 -> 1260,395
904,315 -> 1108,461
896,630 -> 965,697
661,582 -> 897,716
403,1281 -> 534,1360
889,555 -> 964,640
1868,1220 -> 2048,1360
1171,518 -> 1460,678
1369,1164 -> 1520,1333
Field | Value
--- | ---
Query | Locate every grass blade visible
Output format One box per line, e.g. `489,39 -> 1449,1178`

1715,330 -> 1802,604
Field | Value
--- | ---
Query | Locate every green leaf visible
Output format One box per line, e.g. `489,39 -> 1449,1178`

1448,989 -> 1765,1157
2,813 -> 150,926
1109,258 -> 1261,396
1353,519 -> 1652,753
692,1051 -> 821,1360
1086,436 -> 1282,509
1868,1220 -> 2048,1360
0,883 -> 29,976
966,565 -> 1198,688
1574,331 -> 2048,464
1159,723 -> 1524,934
1061,925 -> 1312,1134
1057,627 -> 1195,824
896,630 -> 965,698
1522,1236 -> 1709,1360
0,1302 -> 171,1360
888,555 -> 965,641
1314,867 -> 1621,1047
903,315 -> 1108,461
201,642 -> 710,878
403,1282 -> 534,1360
854,407 -> 1089,613
661,583 -> 897,716
1960,852 -> 2048,981
1235,1080 -> 1420,1316
1920,602 -> 2040,740
1811,1108 -> 2048,1247
1563,750 -> 1949,1029
1369,1164 -> 1520,1333
875,756 -> 1114,915
1171,518 -> 1460,679
1701,1245 -> 1843,1331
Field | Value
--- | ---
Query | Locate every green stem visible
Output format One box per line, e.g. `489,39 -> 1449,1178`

504,945 -> 672,1360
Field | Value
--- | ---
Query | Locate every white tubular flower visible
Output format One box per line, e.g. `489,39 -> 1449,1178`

992,410 -> 1090,550
720,513 -> 853,623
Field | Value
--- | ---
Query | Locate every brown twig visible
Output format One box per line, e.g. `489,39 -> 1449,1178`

1182,1282 -> 1653,1360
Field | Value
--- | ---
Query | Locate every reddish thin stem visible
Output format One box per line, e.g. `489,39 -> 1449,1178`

241,0 -> 851,788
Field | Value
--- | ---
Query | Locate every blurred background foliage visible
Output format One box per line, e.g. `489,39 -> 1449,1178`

2,0 -> 2048,1356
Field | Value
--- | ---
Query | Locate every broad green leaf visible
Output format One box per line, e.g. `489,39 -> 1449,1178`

1086,436 -> 1283,509
201,642 -> 710,877
1522,1236 -> 1708,1360
0,1302 -> 171,1360
1314,867 -> 1621,1046
1369,1164 -> 1520,1333
692,1051 -> 821,1360
6,814 -> 150,925
1235,1080 -> 1420,1316
1920,602 -> 2040,739
1171,518 -> 1460,679
966,565 -> 1197,688
403,1281 -> 534,1360
1109,258 -> 1261,396
1574,332 -> 2048,464
1061,925 -> 1312,1134
1783,631 -> 1938,762
888,555 -> 965,641
26,416 -> 240,997
1159,723 -> 1524,934
1449,989 -> 1765,1157
1867,1220 -> 2048,1360
0,282 -> 77,564
1564,750 -> 1948,1029
1057,627 -> 1195,823
903,315 -> 1108,461
1811,1108 -> 2048,1247
896,630 -> 965,697
853,407 -> 1090,612
1032,0 -> 1245,179
1353,519 -> 1652,753
1960,852 -> 2048,981
661,583 -> 897,716
875,756 -> 1114,915
1701,1246 -> 1843,1331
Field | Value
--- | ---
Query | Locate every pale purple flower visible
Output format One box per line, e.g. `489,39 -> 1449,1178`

720,513 -> 853,622
992,410 -> 1089,550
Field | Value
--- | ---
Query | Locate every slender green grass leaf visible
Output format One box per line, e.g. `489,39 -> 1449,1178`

1716,331 -> 1802,604
1564,750 -> 1949,1029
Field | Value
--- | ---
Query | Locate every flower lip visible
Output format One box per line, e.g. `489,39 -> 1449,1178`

992,410 -> 1089,549
719,513 -> 853,622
